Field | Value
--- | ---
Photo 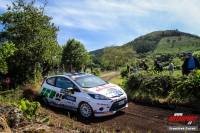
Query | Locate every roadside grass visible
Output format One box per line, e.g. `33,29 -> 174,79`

0,89 -> 21,106
100,71 -> 116,78
109,75 -> 123,85
174,69 -> 182,76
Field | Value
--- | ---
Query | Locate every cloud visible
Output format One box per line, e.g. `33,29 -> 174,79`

45,0 -> 150,31
1,0 -> 200,51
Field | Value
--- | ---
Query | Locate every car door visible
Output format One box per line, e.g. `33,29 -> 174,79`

41,76 -> 59,106
55,76 -> 81,110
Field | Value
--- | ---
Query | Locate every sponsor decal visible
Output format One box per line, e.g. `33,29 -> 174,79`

96,85 -> 116,92
83,88 -> 88,92
66,101 -> 72,104
59,104 -> 77,110
103,112 -> 111,114
106,88 -> 123,95
40,88 -> 56,99
65,95 -> 76,102
94,111 -> 115,115
53,92 -> 75,102
97,103 -> 109,106
111,96 -> 126,103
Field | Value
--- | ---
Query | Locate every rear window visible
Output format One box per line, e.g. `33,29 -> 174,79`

46,77 -> 56,85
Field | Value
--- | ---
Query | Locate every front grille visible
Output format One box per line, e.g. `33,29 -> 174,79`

109,98 -> 127,111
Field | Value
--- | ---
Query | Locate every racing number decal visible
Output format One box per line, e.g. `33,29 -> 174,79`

41,88 -> 76,102
55,92 -> 65,101
41,88 -> 56,98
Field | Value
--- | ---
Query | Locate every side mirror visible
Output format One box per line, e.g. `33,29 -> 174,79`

67,87 -> 74,91
67,87 -> 74,94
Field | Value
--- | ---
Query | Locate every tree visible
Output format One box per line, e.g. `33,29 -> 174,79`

101,45 -> 136,70
0,42 -> 17,74
61,39 -> 90,71
0,0 -> 61,85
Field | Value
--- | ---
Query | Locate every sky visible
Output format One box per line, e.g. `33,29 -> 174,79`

0,0 -> 200,52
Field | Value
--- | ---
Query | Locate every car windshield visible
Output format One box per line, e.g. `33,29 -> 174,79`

74,75 -> 108,88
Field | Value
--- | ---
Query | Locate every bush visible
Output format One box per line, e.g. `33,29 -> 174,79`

93,68 -> 100,76
13,98 -> 41,120
122,70 -> 200,109
120,68 -> 128,78
175,65 -> 181,70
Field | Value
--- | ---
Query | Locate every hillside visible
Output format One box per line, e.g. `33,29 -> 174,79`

89,30 -> 200,64
154,36 -> 200,53
125,30 -> 200,53
89,48 -> 104,65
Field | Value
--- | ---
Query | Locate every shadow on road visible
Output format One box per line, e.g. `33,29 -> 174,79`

41,104 -> 126,124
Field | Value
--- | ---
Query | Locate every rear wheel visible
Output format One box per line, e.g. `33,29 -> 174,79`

79,102 -> 93,118
41,96 -> 49,106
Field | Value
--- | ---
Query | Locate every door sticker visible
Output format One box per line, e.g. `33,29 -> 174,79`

65,95 -> 76,102
41,88 -> 76,102
41,88 -> 56,98
55,92 -> 65,101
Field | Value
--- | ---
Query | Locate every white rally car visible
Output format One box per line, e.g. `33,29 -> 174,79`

40,72 -> 128,118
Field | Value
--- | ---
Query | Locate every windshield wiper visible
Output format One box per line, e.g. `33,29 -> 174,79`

100,83 -> 108,86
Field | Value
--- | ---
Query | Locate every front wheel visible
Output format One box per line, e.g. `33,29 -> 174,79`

79,102 -> 93,118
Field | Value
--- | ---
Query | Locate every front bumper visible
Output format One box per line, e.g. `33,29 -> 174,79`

89,96 -> 128,117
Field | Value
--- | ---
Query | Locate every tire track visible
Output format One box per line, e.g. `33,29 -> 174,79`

101,71 -> 120,81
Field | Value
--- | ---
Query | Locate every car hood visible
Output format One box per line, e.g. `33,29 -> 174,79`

84,83 -> 125,98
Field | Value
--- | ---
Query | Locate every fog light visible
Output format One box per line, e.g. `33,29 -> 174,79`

99,107 -> 104,111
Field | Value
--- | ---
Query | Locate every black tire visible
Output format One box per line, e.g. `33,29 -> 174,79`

41,96 -> 49,106
78,102 -> 94,118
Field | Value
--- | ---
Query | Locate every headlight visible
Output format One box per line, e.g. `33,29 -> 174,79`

88,94 -> 111,100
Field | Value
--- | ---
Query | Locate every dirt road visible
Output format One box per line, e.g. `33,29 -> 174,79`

21,72 -> 200,133
101,71 -> 121,81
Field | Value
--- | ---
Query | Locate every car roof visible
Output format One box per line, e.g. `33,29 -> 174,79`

65,72 -> 93,79
45,72 -> 93,80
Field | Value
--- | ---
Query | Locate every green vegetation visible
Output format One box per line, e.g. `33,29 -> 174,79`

1,1 -> 200,132
93,68 -> 100,76
0,89 -> 21,106
13,98 -> 41,120
120,67 -> 129,78
121,70 -> 200,109
0,42 -> 16,74
154,36 -> 200,53
89,30 -> 200,68
89,48 -> 104,65
109,75 -> 123,85
101,45 -> 136,70
126,29 -> 200,54
61,38 -> 90,71
100,71 -> 116,77
0,0 -> 62,85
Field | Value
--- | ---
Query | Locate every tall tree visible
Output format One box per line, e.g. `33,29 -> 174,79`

61,39 -> 90,71
0,0 -> 61,85
101,45 -> 137,70
0,42 -> 17,74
